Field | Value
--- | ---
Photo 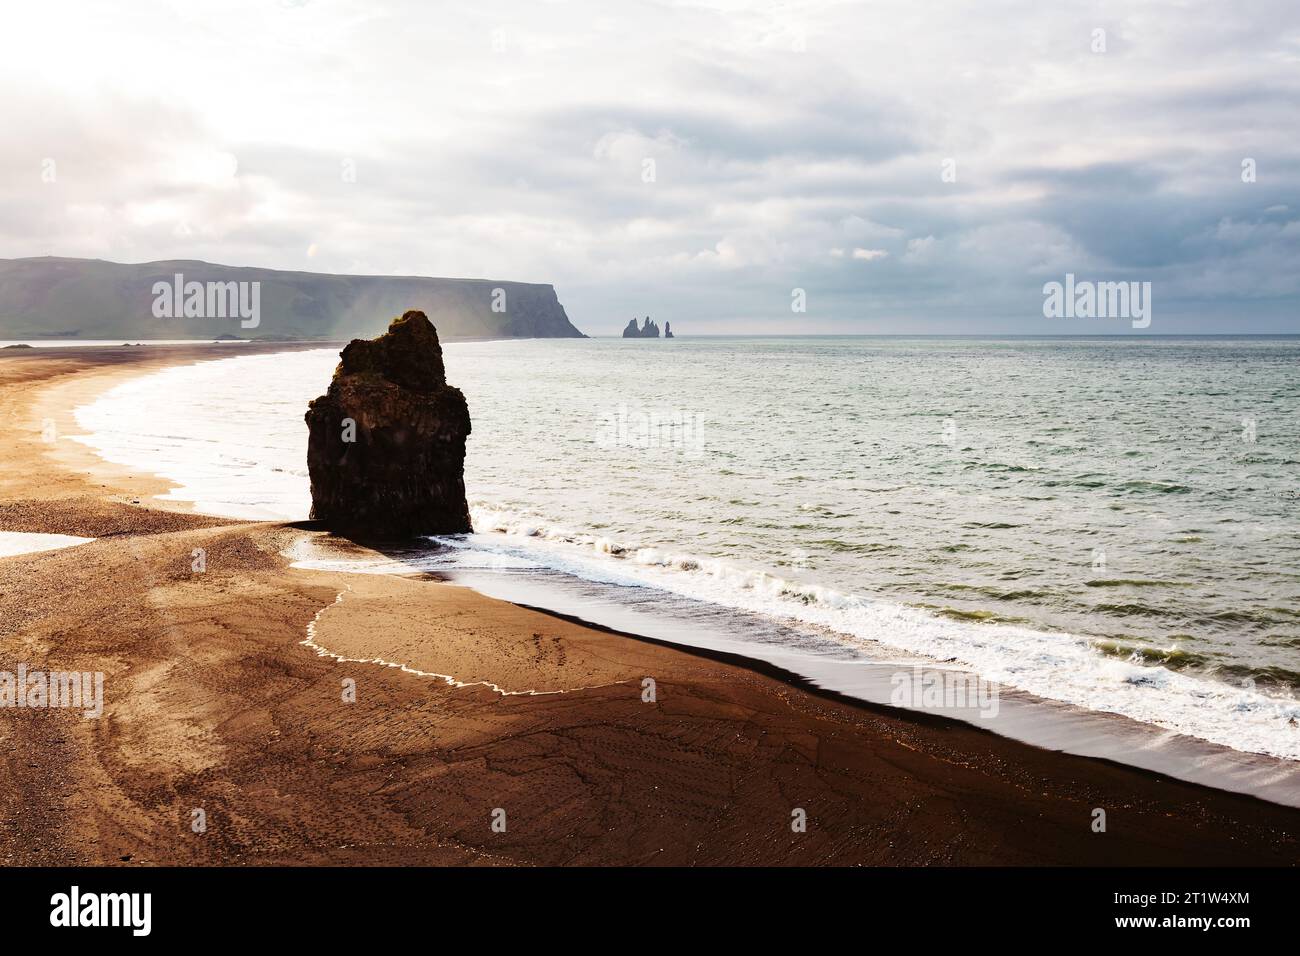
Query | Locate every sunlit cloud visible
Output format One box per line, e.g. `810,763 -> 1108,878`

2,0 -> 1297,331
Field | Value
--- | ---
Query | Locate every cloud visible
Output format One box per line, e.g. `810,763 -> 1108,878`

0,0 -> 1297,332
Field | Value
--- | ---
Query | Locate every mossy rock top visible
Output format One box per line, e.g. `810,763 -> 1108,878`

336,310 -> 447,393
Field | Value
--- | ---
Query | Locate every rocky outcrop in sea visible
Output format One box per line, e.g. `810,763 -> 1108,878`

622,316 -> 661,338
305,310 -> 472,539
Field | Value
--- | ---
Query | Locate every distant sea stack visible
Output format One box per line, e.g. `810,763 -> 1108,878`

622,316 -> 661,338
0,256 -> 585,341
664,322 -> 673,338
305,310 -> 472,539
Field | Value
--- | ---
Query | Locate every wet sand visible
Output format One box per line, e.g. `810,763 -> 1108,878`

1,343 -> 1297,865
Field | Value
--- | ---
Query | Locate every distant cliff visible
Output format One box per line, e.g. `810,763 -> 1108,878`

0,257 -> 585,341
623,316 -> 660,338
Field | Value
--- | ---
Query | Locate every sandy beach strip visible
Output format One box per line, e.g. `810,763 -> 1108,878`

0,343 -> 1297,866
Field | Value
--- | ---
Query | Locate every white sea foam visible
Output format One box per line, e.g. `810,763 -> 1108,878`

72,350 -> 330,520
431,504 -> 1300,761
68,344 -> 1300,761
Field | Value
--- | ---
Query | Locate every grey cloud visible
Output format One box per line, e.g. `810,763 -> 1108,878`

1,0 -> 1298,332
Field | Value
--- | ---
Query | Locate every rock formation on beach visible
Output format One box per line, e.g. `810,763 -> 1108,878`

305,310 -> 472,539
664,322 -> 673,338
622,316 -> 661,338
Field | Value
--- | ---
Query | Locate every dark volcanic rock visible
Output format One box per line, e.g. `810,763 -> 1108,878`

305,310 -> 471,539
622,315 -> 661,338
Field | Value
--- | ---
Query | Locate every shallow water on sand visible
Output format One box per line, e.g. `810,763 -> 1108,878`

0,531 -> 94,557
72,336 -> 1300,762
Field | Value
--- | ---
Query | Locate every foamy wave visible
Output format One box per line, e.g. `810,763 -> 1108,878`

450,503 -> 1300,760
71,350 -> 333,520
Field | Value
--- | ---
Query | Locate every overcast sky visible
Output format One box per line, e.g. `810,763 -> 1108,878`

3,0 -> 1298,333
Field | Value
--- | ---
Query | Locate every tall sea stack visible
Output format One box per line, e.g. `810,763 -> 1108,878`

305,310 -> 472,539
622,316 -> 661,338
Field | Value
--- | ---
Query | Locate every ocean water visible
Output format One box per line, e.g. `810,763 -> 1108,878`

72,336 -> 1300,763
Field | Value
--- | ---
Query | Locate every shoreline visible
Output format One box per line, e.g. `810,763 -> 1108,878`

434,560 -> 1300,808
71,344 -> 1300,784
2,343 -> 1298,865
441,572 -> 1300,809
